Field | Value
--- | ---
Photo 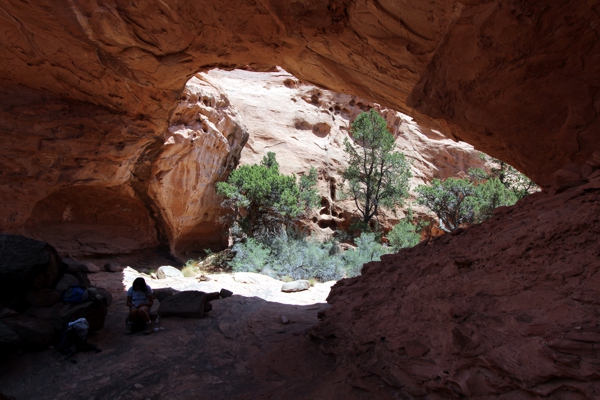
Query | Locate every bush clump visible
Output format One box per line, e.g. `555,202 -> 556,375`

229,230 -> 393,281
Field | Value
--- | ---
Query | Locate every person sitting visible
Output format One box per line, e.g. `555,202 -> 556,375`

125,277 -> 154,335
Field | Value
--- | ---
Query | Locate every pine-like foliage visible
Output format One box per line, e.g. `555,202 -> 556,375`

217,152 -> 320,237
340,109 -> 412,225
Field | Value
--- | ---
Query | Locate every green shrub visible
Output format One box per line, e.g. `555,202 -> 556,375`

182,265 -> 200,277
342,232 -> 389,277
217,152 -> 319,238
228,229 -> 392,281
230,238 -> 271,273
415,178 -> 477,232
387,219 -> 420,252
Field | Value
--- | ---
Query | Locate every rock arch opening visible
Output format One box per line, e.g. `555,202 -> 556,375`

0,1 -> 599,398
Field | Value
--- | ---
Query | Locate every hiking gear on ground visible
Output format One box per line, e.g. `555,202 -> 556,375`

62,285 -> 89,303
56,318 -> 100,361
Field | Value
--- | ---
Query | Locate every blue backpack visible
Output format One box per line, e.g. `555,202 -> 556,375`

62,285 -> 89,303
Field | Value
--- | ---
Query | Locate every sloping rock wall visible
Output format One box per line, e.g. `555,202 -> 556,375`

311,173 -> 600,398
0,0 -> 598,255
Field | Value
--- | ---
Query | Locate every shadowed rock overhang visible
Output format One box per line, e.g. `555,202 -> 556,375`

1,0 -> 598,184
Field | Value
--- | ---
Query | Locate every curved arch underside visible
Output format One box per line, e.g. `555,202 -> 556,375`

1,0 -> 598,183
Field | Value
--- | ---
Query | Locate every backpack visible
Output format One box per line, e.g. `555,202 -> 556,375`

56,318 -> 100,361
62,285 -> 89,303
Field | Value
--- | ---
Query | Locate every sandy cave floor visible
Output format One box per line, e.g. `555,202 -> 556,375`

0,254 -> 380,400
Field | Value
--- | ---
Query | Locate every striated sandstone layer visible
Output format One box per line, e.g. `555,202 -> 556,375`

208,68 -> 487,235
311,171 -> 600,398
0,0 -> 598,188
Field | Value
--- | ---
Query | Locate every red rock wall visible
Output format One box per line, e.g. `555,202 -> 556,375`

1,0 -> 597,186
312,173 -> 600,398
0,1 -> 599,395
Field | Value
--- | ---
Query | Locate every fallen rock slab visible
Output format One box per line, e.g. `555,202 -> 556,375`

153,287 -> 180,302
157,291 -> 207,318
281,280 -> 310,293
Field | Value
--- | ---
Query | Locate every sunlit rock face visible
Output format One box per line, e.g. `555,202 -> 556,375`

148,75 -> 248,255
207,68 -> 486,235
0,84 -> 159,255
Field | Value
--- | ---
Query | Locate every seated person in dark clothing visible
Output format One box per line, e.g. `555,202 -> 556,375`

125,277 -> 154,335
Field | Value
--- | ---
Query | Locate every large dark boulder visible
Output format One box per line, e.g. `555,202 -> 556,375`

24,289 -> 61,307
2,314 -> 55,349
0,234 -> 65,300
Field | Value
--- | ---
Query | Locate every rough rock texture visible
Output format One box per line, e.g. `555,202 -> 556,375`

157,291 -> 207,318
1,0 -> 599,257
209,68 -> 488,235
282,280 -> 311,293
0,234 -> 65,300
311,174 -> 600,398
156,265 -> 183,280
2,74 -> 246,257
1,0 -> 597,188
0,235 -> 109,355
407,1 -> 600,186
147,75 -> 248,254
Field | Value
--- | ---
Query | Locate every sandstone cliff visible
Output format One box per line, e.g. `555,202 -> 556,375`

4,67 -> 486,257
208,68 -> 487,235
147,75 -> 248,255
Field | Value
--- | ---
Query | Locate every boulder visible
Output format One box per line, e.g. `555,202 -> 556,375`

0,234 -> 65,300
94,287 -> 113,307
219,289 -> 233,298
54,274 -> 80,293
153,288 -> 180,302
158,291 -> 207,318
281,280 -> 310,292
62,258 -> 100,273
156,266 -> 183,279
25,289 -> 61,307
2,314 -> 55,349
104,262 -> 123,273
205,292 -> 221,302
